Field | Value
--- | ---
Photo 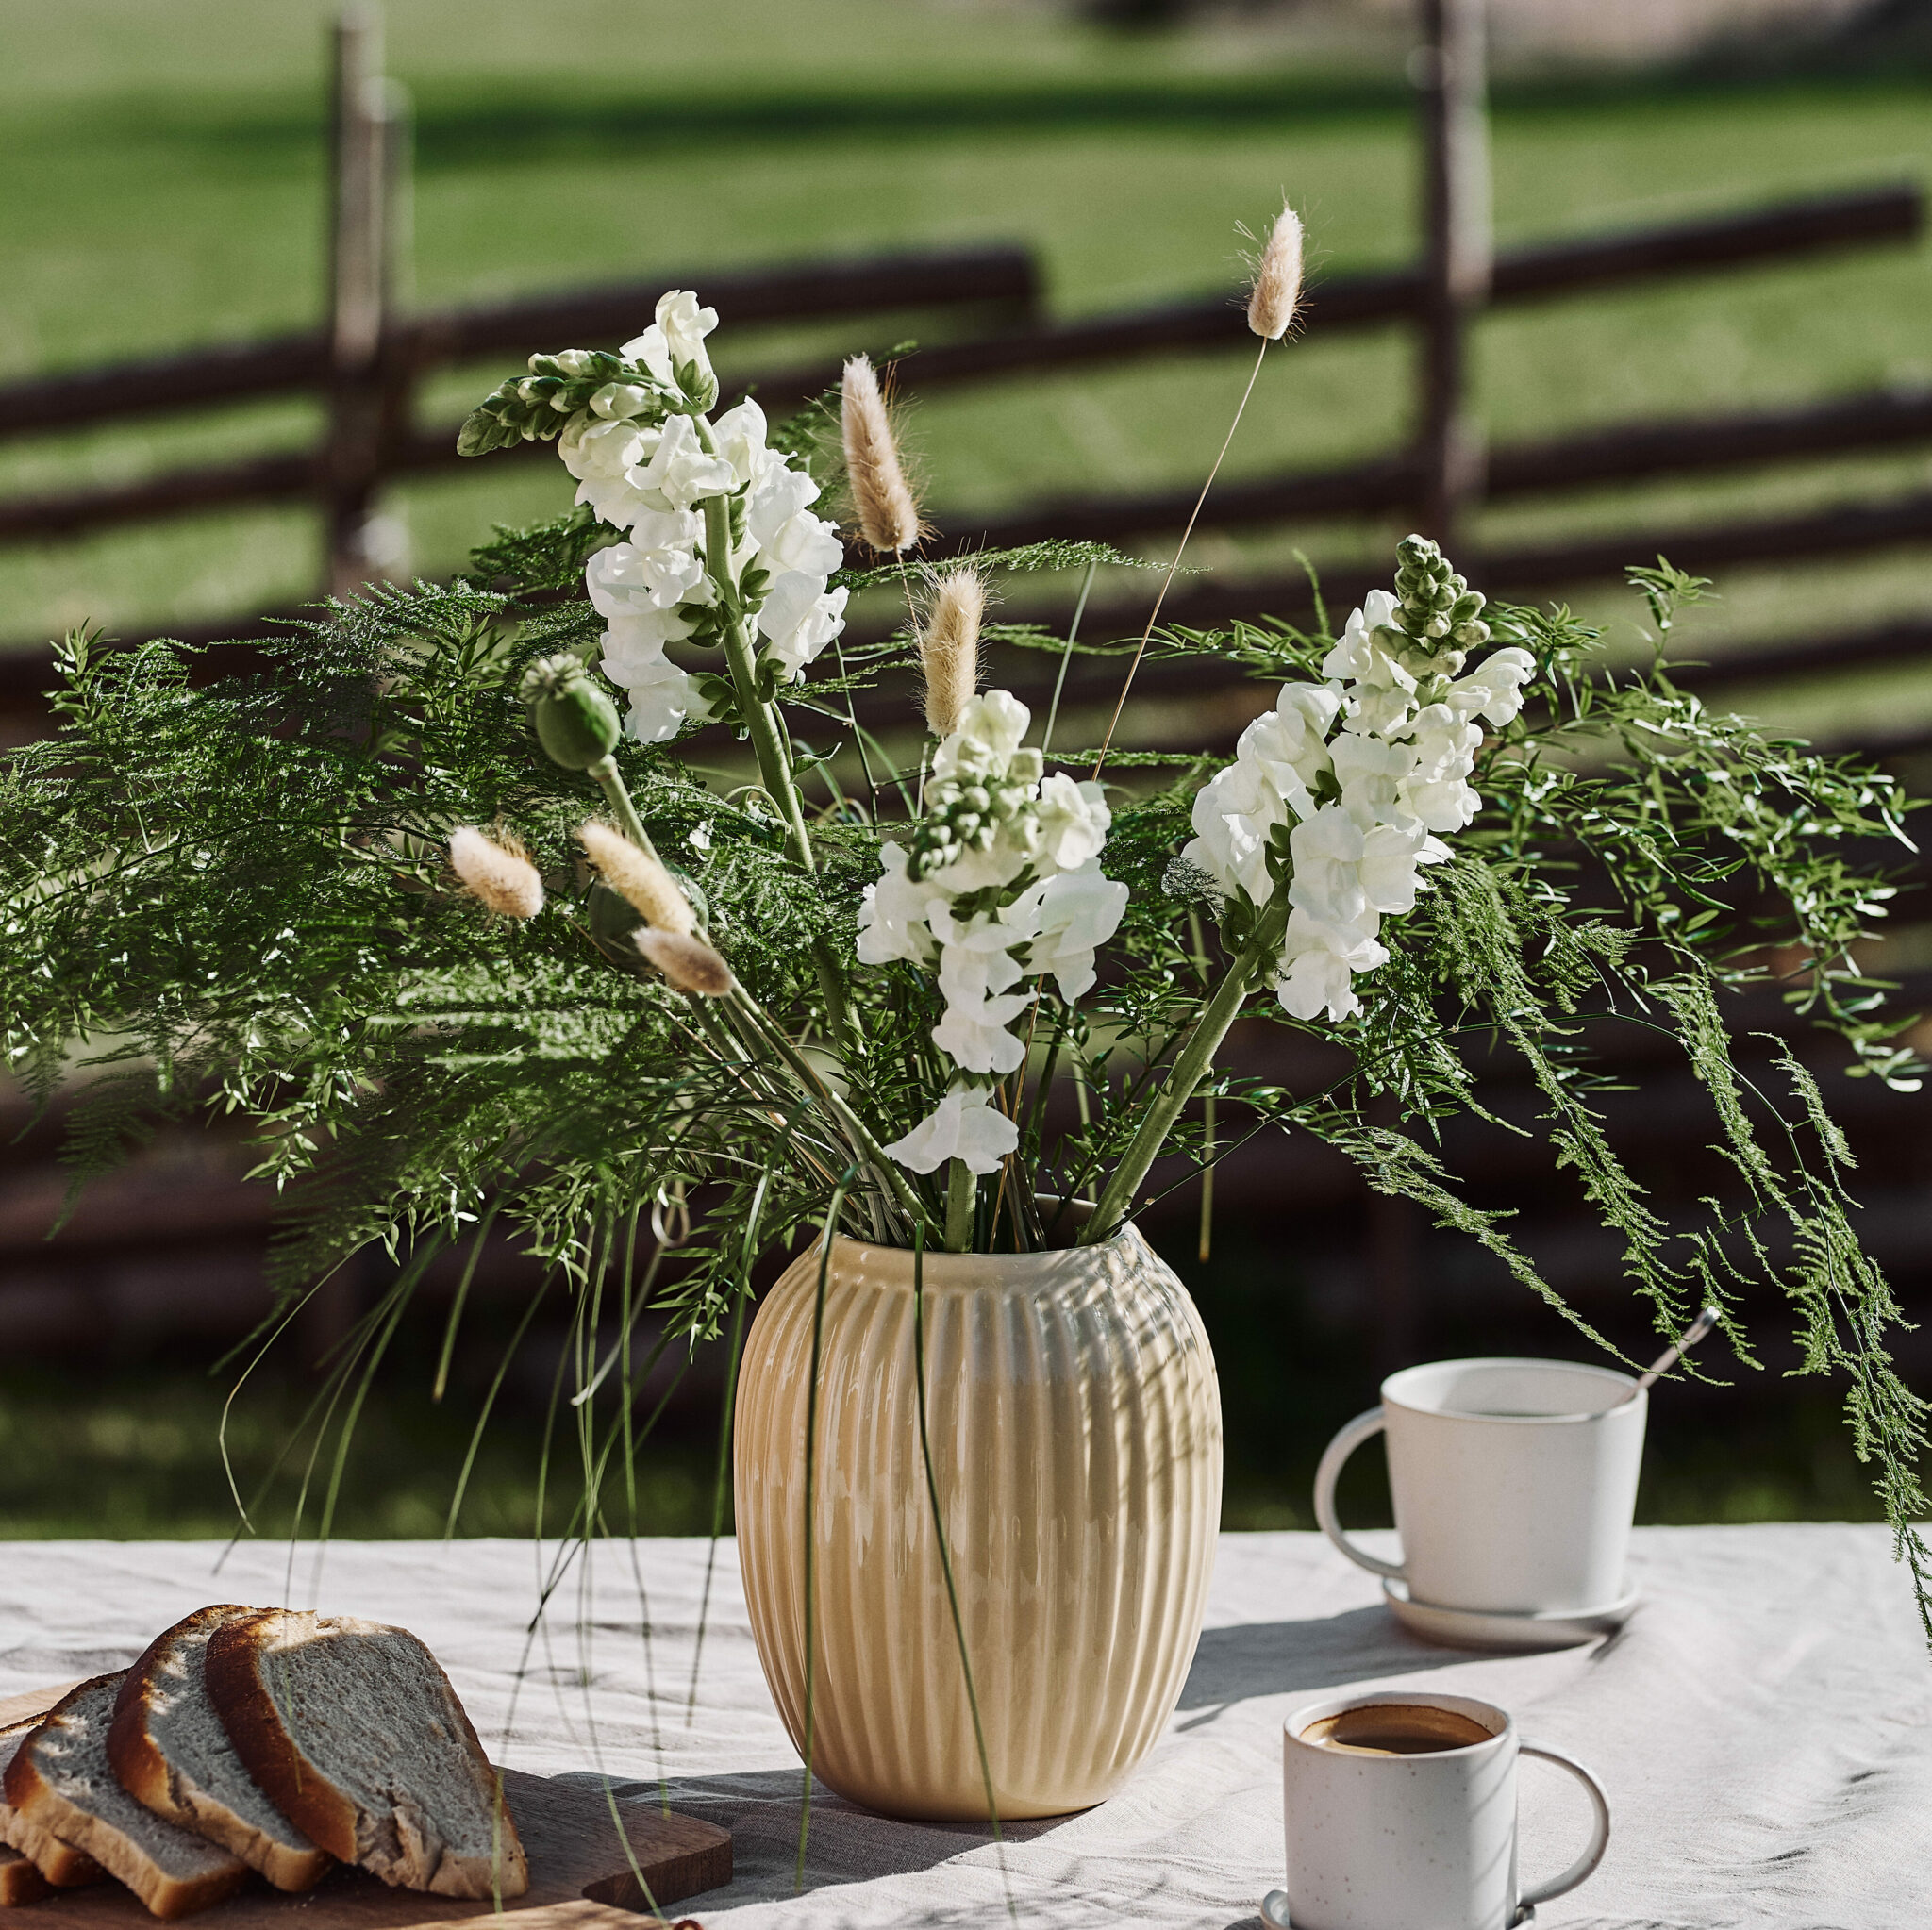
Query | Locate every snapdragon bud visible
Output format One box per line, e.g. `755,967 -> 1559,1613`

521,655 -> 622,770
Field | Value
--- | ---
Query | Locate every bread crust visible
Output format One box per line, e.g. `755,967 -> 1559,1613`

5,1675 -> 249,1920
205,1610 -> 363,1867
2,1712 -> 108,1888
109,1606 -> 333,1894
0,1844 -> 53,1907
205,1610 -> 526,1900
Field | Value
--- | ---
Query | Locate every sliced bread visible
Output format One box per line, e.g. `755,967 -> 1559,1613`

1,1712 -> 106,1889
3,1674 -> 250,1920
206,1609 -> 527,1900
0,1843 -> 52,1907
108,1606 -> 332,1893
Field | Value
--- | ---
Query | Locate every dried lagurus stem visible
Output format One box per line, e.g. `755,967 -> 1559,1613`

636,928 -> 734,996
577,821 -> 695,934
919,566 -> 985,740
449,826 -> 543,919
841,354 -> 922,555
1247,203 -> 1305,341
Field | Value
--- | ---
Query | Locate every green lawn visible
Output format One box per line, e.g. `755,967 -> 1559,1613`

0,0 -> 1929,727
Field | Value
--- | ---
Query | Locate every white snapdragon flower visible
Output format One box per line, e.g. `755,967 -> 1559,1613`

932,908 -> 1030,1005
1241,686 -> 1341,820
710,398 -> 784,492
1330,729 -> 1417,832
746,467 -> 844,577
756,571 -> 848,679
599,606 -> 694,683
1275,910 -> 1389,1023
1286,806 -> 1372,934
618,657 -> 713,745
623,290 -> 718,395
597,608 -> 710,744
585,518 -> 707,615
1359,821 -> 1447,917
856,844 -> 946,966
1184,757 -> 1283,906
1446,645 -> 1536,726
1012,867 -> 1129,1001
858,686 -> 1128,1175
560,414 -> 652,528
934,690 -> 1031,781
1181,551 -> 1540,1026
632,413 -> 736,512
1033,772 -> 1111,872
934,990 -> 1033,1076
883,1089 -> 1019,1177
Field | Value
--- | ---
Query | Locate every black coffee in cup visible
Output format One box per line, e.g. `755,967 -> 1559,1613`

1302,1702 -> 1496,1756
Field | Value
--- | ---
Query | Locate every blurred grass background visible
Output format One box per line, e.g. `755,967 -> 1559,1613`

3,0 -> 1929,1537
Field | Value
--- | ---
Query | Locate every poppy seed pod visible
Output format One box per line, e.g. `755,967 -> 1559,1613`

521,654 -> 622,770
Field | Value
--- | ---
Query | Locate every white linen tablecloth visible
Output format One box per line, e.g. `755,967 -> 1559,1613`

1,1528 -> 1926,1929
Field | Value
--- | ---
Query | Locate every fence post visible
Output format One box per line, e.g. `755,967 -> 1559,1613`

324,8 -> 396,598
1413,0 -> 1492,554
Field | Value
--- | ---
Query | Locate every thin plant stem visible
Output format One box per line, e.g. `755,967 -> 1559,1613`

1091,336 -> 1271,781
1041,558 -> 1097,758
795,1173 -> 853,1890
433,1199 -> 503,1403
911,1230 -> 1015,1918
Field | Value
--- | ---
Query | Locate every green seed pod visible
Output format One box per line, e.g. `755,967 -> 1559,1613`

521,654 -> 621,770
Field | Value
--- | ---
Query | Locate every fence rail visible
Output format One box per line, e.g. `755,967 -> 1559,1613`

0,244 -> 1043,444
0,187 -> 1917,556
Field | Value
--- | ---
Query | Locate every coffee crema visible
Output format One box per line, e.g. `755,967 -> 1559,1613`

1300,1702 -> 1496,1756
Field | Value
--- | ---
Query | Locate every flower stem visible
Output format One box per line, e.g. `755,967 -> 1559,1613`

699,492 -> 853,1054
944,1158 -> 974,1254
729,987 -> 932,1238
588,755 -> 661,860
1082,923 -> 1274,1243
1091,336 -> 1271,782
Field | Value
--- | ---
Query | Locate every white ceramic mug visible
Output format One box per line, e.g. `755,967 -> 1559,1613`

1262,1689 -> 1610,1930
1312,1356 -> 1646,1613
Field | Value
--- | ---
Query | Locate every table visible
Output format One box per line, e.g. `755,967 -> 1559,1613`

2,1528 -> 1926,1928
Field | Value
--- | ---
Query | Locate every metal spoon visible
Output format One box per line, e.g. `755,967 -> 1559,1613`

1623,1305 -> 1721,1401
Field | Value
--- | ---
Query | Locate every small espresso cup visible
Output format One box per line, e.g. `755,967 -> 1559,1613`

1313,1356 -> 1645,1613
1263,1690 -> 1610,1930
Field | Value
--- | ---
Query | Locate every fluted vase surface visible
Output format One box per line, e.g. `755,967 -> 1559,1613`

733,1222 -> 1223,1821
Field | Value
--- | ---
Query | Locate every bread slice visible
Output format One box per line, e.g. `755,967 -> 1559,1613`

0,1843 -> 52,1907
3,1674 -> 250,1919
108,1606 -> 332,1893
1,1712 -> 106,1889
206,1609 -> 527,1900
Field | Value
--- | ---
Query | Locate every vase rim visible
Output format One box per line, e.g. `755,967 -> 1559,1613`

820,1211 -> 1147,1285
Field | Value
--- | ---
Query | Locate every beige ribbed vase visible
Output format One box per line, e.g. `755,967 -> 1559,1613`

733,1221 -> 1222,1821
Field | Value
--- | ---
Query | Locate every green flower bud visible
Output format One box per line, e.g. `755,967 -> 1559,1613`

521,654 -> 622,770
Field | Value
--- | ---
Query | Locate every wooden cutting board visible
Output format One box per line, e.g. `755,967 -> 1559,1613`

0,1685 -> 730,1930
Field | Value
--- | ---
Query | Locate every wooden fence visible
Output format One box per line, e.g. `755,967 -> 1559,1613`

3,3 -> 1929,1389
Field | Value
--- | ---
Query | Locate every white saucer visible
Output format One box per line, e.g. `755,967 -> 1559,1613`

1261,1891 -> 1533,1927
1382,1577 -> 1641,1652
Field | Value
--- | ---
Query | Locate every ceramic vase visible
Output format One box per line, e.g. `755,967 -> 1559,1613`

733,1219 -> 1223,1821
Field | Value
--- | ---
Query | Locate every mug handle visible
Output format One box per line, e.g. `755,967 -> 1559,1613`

1517,1742 -> 1611,1907
1311,1406 -> 1404,1580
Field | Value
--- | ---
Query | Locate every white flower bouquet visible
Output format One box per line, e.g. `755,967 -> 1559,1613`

3,217 -> 1926,1619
